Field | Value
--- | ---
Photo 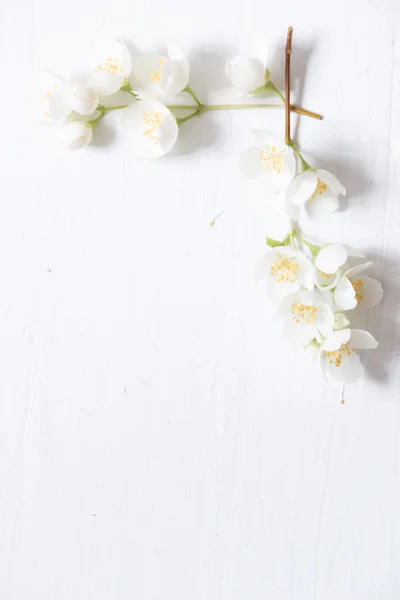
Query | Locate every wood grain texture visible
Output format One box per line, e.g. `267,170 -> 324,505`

1,1 -> 400,598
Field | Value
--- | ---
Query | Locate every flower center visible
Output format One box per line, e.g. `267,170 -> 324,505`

143,111 -> 162,145
351,279 -> 363,303
318,269 -> 333,279
326,343 -> 355,367
310,178 -> 327,200
270,257 -> 299,283
291,303 -> 318,324
259,145 -> 284,174
94,57 -> 124,75
150,58 -> 167,83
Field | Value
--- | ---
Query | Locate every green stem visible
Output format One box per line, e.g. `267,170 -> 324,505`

291,231 -> 320,256
176,108 -> 203,126
183,84 -> 202,106
292,146 -> 312,172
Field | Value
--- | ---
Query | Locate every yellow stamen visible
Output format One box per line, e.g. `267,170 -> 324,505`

326,343 -> 356,367
270,257 -> 299,283
259,145 -> 284,174
291,303 -> 318,325
94,57 -> 123,75
310,178 -> 327,200
143,111 -> 162,145
351,279 -> 363,303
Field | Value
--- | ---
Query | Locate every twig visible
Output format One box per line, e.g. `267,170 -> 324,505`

285,26 -> 293,144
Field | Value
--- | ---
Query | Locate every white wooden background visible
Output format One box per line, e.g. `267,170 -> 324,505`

1,1 -> 400,598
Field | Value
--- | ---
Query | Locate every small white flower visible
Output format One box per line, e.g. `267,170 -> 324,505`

61,121 -> 93,150
241,130 -> 296,194
314,244 -> 361,291
264,246 -> 314,305
91,39 -> 132,96
39,41 -> 132,123
121,99 -> 179,159
225,56 -> 267,94
321,328 -> 378,383
334,262 -> 383,311
130,45 -> 189,102
285,169 -> 346,218
279,290 -> 335,346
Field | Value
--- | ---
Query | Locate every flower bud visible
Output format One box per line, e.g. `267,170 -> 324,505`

225,56 -> 267,94
61,121 -> 93,150
68,83 -> 99,115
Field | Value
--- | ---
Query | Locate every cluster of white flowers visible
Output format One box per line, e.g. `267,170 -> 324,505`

231,50 -> 384,384
38,39 -> 283,156
263,238 -> 382,383
39,40 -> 192,155
37,38 -> 382,384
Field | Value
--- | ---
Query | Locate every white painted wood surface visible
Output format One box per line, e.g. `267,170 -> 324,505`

1,1 -> 400,598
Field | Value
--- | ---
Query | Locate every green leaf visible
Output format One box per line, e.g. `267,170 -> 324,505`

265,237 -> 283,248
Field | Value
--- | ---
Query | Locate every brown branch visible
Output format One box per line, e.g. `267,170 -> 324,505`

285,26 -> 293,144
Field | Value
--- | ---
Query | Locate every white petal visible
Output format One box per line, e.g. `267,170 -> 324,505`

164,58 -> 190,95
315,244 -> 347,274
334,276 -> 357,310
285,170 -> 318,206
225,56 -> 266,93
315,268 -> 341,291
325,351 -> 363,383
349,329 -> 378,350
266,278 -> 300,305
356,275 -> 383,308
334,312 -> 350,330
342,245 -> 366,258
91,72 -> 126,96
91,40 -> 132,95
305,343 -> 320,362
321,328 -> 351,351
121,100 -> 178,159
68,84 -> 99,115
61,121 -> 93,150
262,171 -> 294,194
344,261 -> 373,279
306,190 -> 339,218
285,318 -> 316,346
283,150 -> 296,177
297,255 -> 315,291
240,147 -> 261,179
47,87 -> 71,122
131,54 -> 166,91
166,41 -> 185,61
316,169 -> 346,196
252,130 -> 285,148
285,193 -> 300,220
315,303 -> 335,337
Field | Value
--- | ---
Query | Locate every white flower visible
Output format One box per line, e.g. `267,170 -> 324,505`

321,328 -> 378,383
40,41 -> 132,123
264,246 -> 314,305
279,290 -> 335,346
285,169 -> 346,218
241,131 -> 296,194
313,243 -> 365,292
91,39 -> 132,96
61,121 -> 93,150
39,73 -> 98,122
130,45 -> 189,102
121,99 -> 179,159
334,262 -> 383,311
225,56 -> 267,94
